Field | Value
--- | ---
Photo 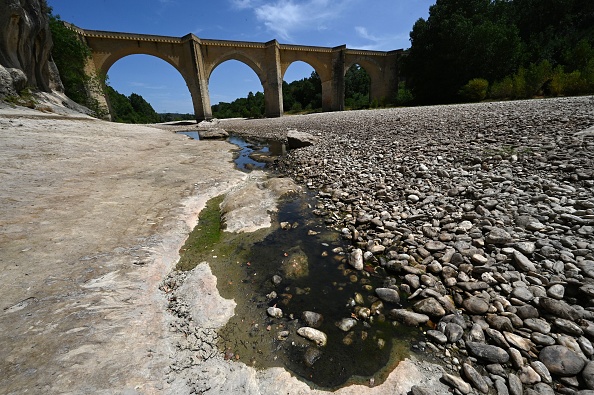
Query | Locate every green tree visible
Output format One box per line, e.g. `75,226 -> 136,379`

48,13 -> 92,105
345,65 -> 371,109
405,0 -> 522,103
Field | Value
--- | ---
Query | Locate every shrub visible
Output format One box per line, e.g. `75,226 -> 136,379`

459,78 -> 489,102
489,76 -> 513,99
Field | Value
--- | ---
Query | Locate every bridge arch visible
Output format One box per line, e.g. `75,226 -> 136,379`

70,25 -> 402,121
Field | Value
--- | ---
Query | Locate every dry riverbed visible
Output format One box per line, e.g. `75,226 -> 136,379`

2,95 -> 593,395
0,97 -> 448,395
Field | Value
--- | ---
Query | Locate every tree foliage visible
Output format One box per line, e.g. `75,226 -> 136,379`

404,0 -> 594,103
48,13 -> 92,105
106,86 -> 160,123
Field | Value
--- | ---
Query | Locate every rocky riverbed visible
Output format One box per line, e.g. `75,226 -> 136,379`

211,96 -> 594,394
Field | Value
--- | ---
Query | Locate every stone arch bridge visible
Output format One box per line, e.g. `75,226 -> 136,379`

69,25 -> 405,120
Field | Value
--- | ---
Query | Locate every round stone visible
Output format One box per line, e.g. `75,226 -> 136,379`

462,296 -> 489,315
539,345 -> 586,376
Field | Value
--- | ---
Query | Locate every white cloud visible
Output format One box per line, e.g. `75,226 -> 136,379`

353,25 -> 408,51
231,0 -> 353,41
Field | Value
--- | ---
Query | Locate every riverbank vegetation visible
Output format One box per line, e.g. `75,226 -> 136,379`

405,0 -> 594,104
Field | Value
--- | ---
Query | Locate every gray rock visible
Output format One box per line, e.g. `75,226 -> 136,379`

413,297 -> 446,317
375,287 -> 400,304
539,297 -> 581,320
287,129 -> 318,149
493,377 -> 510,395
336,318 -> 357,332
533,383 -> 555,395
424,240 -> 447,252
582,361 -> 594,389
518,366 -> 541,385
442,373 -> 472,394
486,228 -> 513,245
513,250 -> 537,272
539,345 -> 586,376
426,329 -> 447,344
301,311 -> 323,328
389,309 -> 430,326
444,322 -> 464,343
554,318 -> 584,336
531,360 -> 552,384
349,248 -> 364,270
410,385 -> 433,395
462,296 -> 489,314
303,347 -> 322,367
546,283 -> 565,299
466,341 -> 510,363
462,363 -> 489,393
508,372 -> 523,395
524,318 -> 551,334
198,128 -> 229,139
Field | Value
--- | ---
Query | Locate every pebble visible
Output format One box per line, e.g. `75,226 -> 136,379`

220,97 -> 594,393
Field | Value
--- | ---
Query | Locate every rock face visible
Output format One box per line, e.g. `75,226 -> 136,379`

0,0 -> 61,97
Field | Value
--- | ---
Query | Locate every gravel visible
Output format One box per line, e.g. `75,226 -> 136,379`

215,96 -> 594,394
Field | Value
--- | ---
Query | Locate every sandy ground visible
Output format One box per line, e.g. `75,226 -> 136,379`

0,98 -> 450,395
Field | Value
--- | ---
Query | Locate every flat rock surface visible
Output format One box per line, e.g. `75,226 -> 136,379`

0,101 -> 246,393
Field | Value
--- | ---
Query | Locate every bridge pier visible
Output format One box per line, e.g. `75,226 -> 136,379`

187,36 -> 212,121
263,40 -> 283,118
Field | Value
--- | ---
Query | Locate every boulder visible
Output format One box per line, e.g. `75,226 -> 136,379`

287,129 -> 319,149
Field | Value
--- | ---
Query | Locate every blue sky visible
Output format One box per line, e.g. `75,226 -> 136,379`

48,0 -> 434,113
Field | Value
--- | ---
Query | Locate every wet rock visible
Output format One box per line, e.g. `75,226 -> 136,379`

303,347 -> 322,367
336,318 -> 357,332
267,306 -> 283,318
375,287 -> 400,304
281,247 -> 310,279
297,327 -> 327,346
466,341 -> 510,363
302,311 -> 323,328
539,345 -> 586,376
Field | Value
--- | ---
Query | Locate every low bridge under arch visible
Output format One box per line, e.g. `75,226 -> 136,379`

68,24 -> 405,121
